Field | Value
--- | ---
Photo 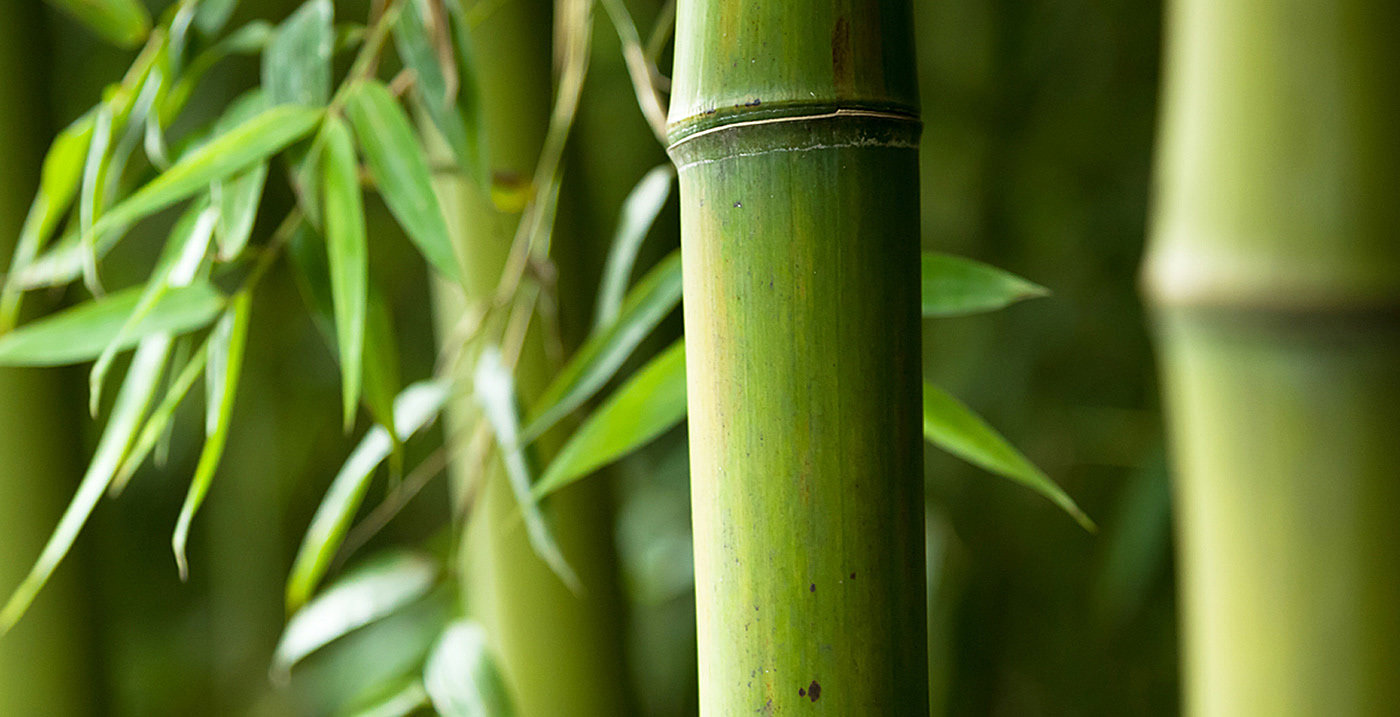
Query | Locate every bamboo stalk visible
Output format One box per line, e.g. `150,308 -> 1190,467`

429,0 -> 631,713
0,4 -> 92,714
668,1 -> 928,713
1145,2 -> 1400,714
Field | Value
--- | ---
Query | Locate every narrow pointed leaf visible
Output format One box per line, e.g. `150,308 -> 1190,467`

923,381 -> 1094,531
321,116 -> 368,429
443,0 -> 489,188
594,165 -> 674,331
214,162 -> 268,260
393,0 -> 474,179
98,104 -> 322,234
474,347 -> 579,591
921,251 -> 1049,318
111,340 -> 211,494
536,340 -> 686,499
263,0 -> 333,107
194,0 -> 239,35
47,0 -> 151,47
273,551 -> 438,675
346,679 -> 431,717
286,381 -> 450,610
523,250 -> 682,442
79,106 -> 114,293
423,621 -> 515,717
0,335 -> 170,634
172,291 -> 253,579
343,81 -> 461,282
0,282 -> 224,366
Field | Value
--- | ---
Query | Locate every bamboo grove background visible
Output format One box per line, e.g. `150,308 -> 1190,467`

0,0 -> 1179,714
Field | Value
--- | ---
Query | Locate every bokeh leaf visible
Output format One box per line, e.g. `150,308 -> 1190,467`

594,165 -> 673,331
47,0 -> 151,48
263,0 -> 333,107
535,340 -> 686,499
286,381 -> 450,610
214,162 -> 268,260
343,81 -> 461,283
423,620 -> 516,717
0,282 -> 224,367
393,0 -> 474,177
923,381 -> 1094,531
443,0 -> 489,188
922,251 -> 1049,318
321,115 -> 368,429
111,340 -> 211,495
474,347 -> 579,591
344,679 -> 431,717
172,291 -> 253,579
195,0 -> 239,35
523,250 -> 681,443
273,551 -> 439,676
0,335 -> 171,634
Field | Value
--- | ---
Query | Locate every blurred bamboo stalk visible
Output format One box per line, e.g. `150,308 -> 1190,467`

0,3 -> 94,715
1145,2 -> 1400,714
667,0 -> 928,712
430,0 -> 632,713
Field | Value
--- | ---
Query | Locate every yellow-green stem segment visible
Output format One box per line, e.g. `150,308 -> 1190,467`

1146,2 -> 1400,714
669,1 -> 927,712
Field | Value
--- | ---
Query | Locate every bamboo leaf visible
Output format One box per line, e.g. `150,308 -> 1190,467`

922,381 -> 1094,531
273,551 -> 439,676
172,291 -> 253,579
443,0 -> 489,189
0,335 -> 171,634
79,106 -> 114,293
523,250 -> 682,443
594,165 -> 674,331
0,282 -> 225,367
921,251 -> 1049,318
535,340 -> 686,499
321,116 -> 369,430
214,162 -> 268,260
363,290 -> 402,435
345,679 -> 431,717
474,347 -> 579,591
111,340 -> 211,495
286,380 -> 450,610
99,104 -> 323,234
46,0 -> 151,48
423,620 -> 515,717
195,0 -> 240,35
394,0 -> 477,184
263,0 -> 333,107
343,81 -> 461,283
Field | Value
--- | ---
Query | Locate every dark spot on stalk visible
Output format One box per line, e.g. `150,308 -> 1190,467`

798,687 -> 805,697
808,680 -> 821,701
831,17 -> 852,90
850,572 -> 856,579
809,583 -> 816,593
744,98 -> 762,107
734,201 -> 743,208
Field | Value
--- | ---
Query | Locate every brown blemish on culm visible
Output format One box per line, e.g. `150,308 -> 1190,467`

808,680 -> 821,701
809,583 -> 816,593
798,687 -> 805,697
850,572 -> 856,580
831,16 -> 853,93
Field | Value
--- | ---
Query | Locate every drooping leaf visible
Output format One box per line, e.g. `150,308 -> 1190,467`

214,162 -> 268,260
321,115 -> 369,429
0,335 -> 171,634
393,0 -> 476,182
286,381 -> 450,610
594,165 -> 673,331
343,81 -> 461,283
111,340 -> 211,495
172,291 -> 253,578
443,0 -> 489,189
423,620 -> 516,717
273,551 -> 439,675
523,250 -> 682,443
922,381 -> 1094,531
46,0 -> 151,48
474,347 -> 579,591
921,251 -> 1049,318
263,0 -> 333,107
78,106 -> 114,293
0,282 -> 225,367
535,340 -> 686,499
344,679 -> 431,717
98,104 -> 322,235
194,0 -> 240,35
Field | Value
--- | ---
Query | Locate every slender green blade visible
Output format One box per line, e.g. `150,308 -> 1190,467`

286,381 -> 449,610
474,347 -> 579,591
0,282 -> 225,367
263,0 -> 333,107
78,106 -> 114,293
343,81 -> 461,282
321,116 -> 369,429
922,381 -> 1094,531
594,165 -> 673,331
46,0 -> 151,47
99,104 -> 323,233
523,250 -> 681,443
273,550 -> 438,675
443,0 -> 489,189
214,162 -> 268,260
393,0 -> 473,177
345,679 -> 431,717
921,251 -> 1049,318
172,291 -> 253,578
194,0 -> 239,35
535,340 -> 686,499
111,340 -> 211,494
423,620 -> 516,717
0,335 -> 171,634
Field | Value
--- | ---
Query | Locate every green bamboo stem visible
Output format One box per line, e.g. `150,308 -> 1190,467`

1145,2 -> 1400,714
430,0 -> 630,713
0,4 -> 92,714
668,1 -> 927,713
